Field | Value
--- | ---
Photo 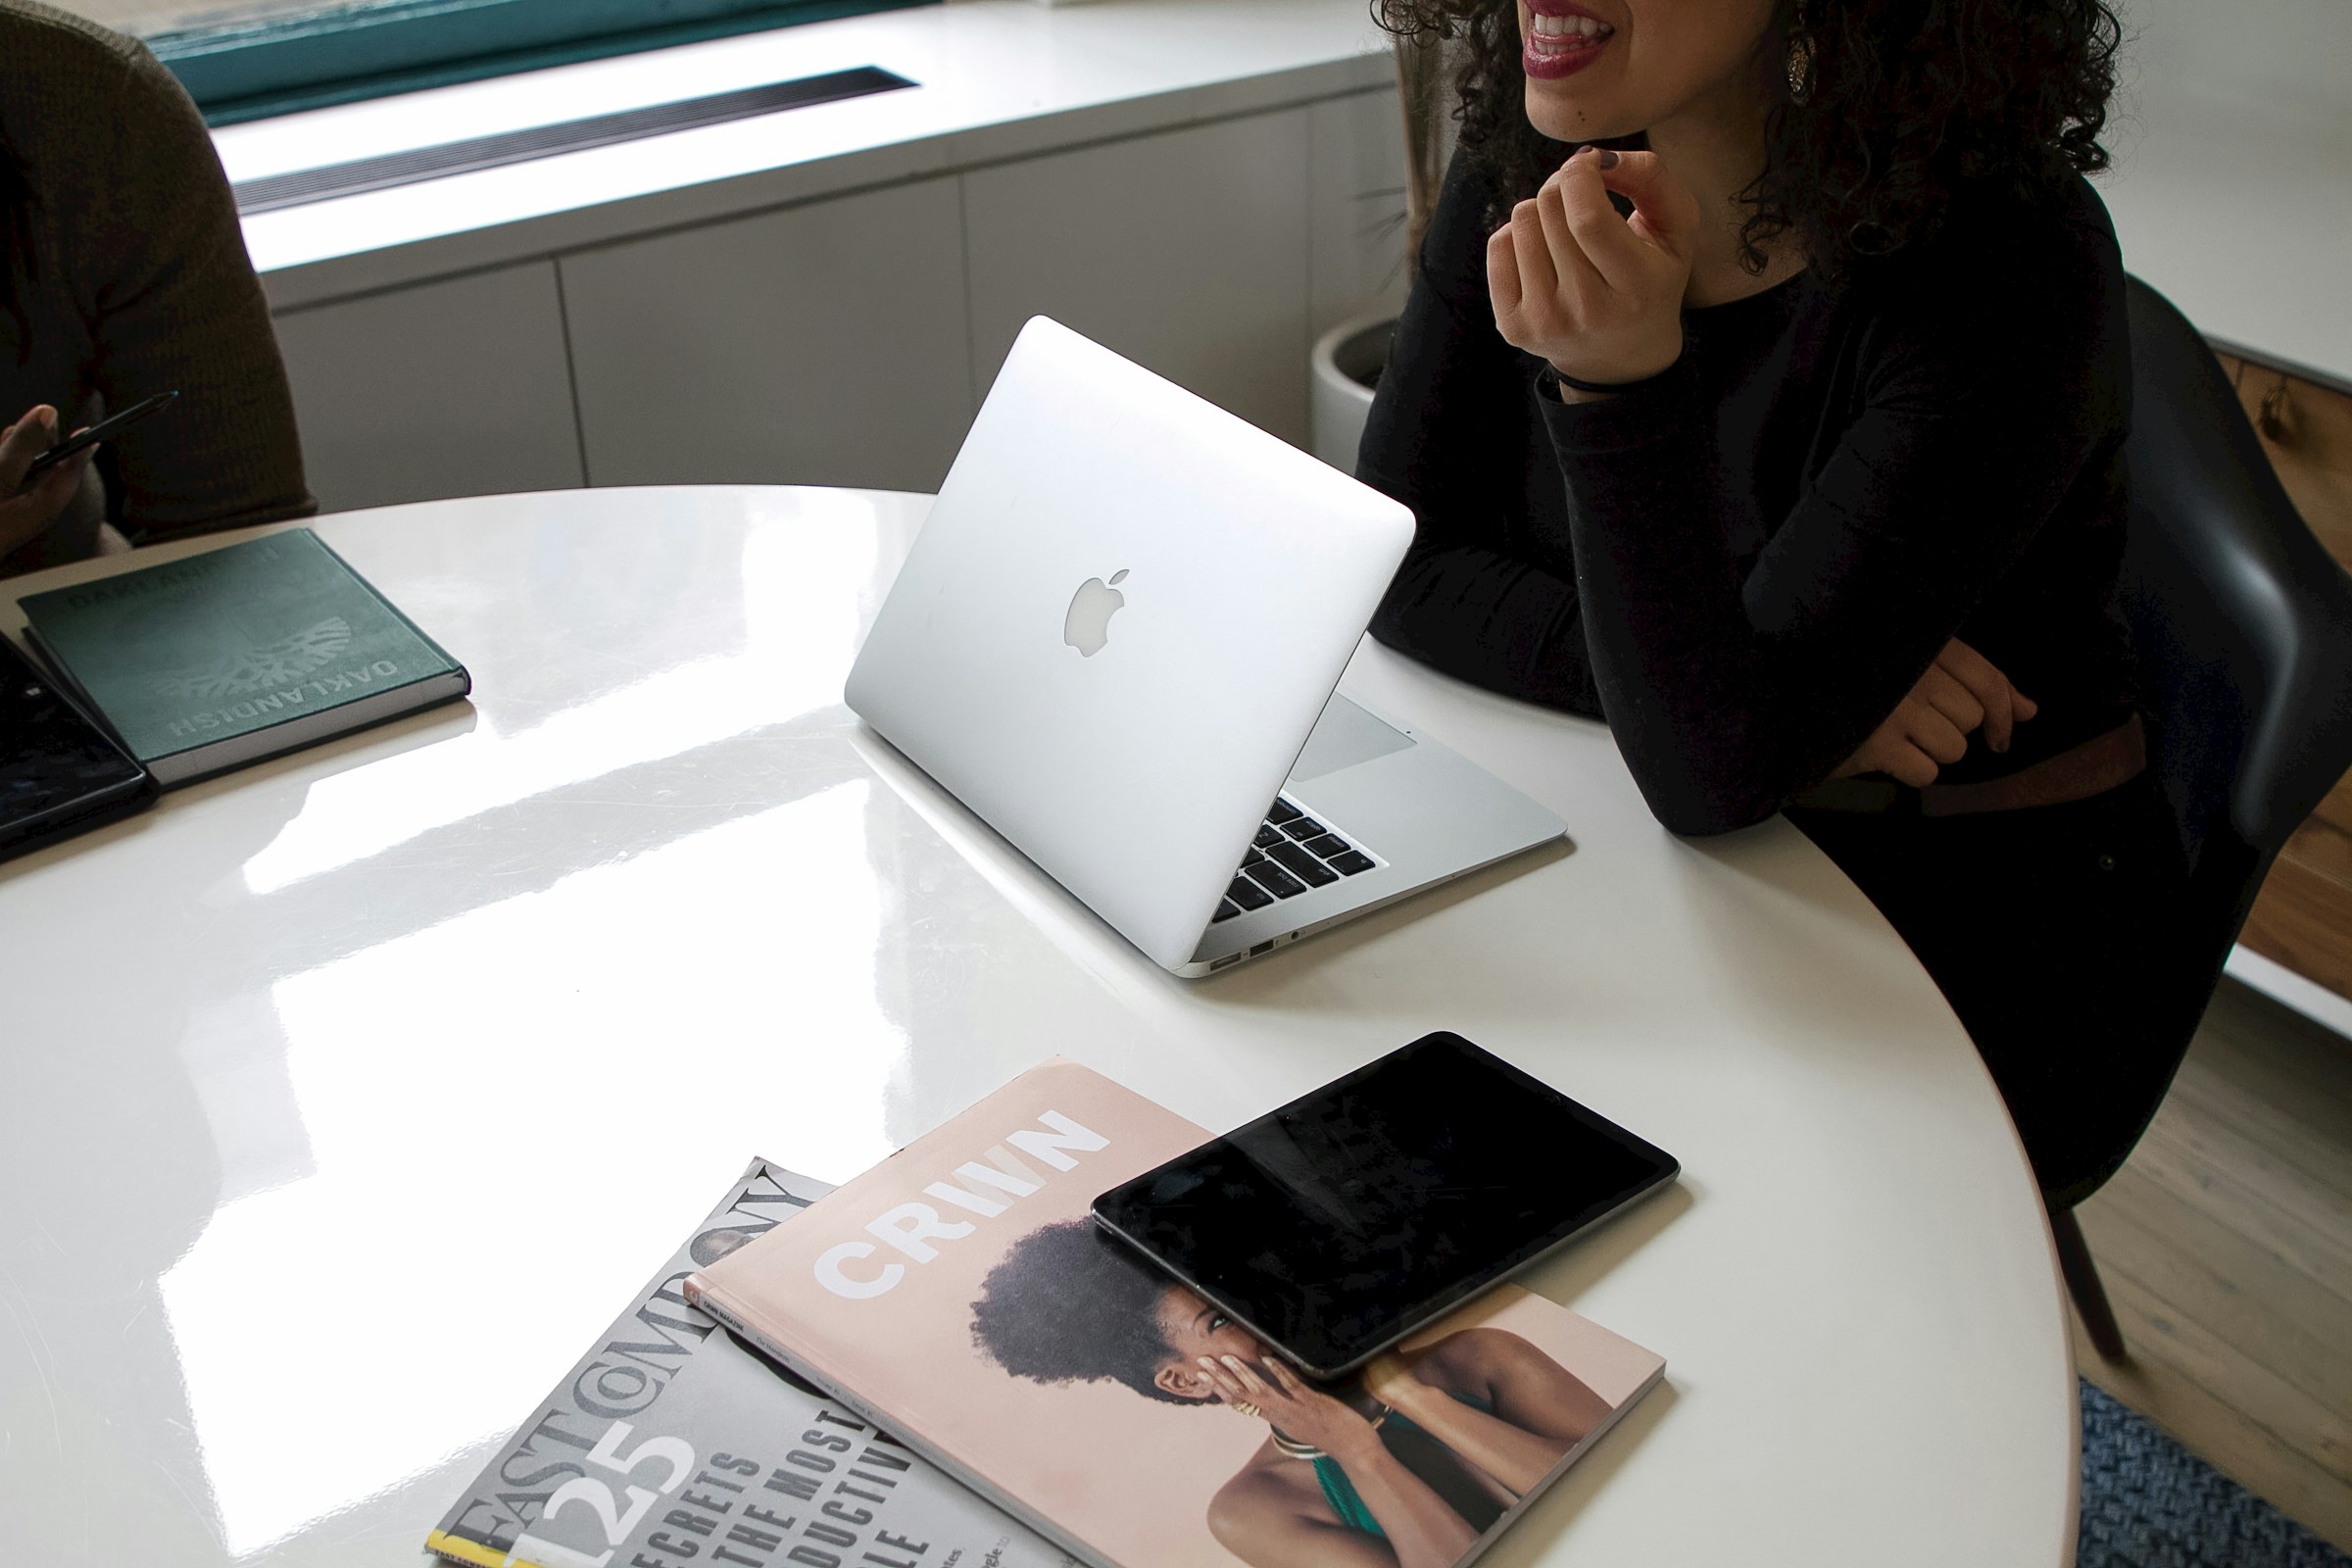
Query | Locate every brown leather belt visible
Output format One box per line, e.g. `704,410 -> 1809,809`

1791,713 -> 2147,818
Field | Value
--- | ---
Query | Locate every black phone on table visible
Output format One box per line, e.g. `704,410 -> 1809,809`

0,633 -> 156,863
1090,1031 -> 1680,1380
22,390 -> 179,482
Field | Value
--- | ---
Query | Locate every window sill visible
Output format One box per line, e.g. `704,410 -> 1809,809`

222,0 -> 1392,311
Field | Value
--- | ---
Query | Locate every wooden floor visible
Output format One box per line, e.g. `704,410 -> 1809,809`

2072,975 -> 2352,1551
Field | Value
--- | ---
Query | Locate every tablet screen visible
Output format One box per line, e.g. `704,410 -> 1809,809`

1091,1032 -> 1678,1378
0,635 -> 152,856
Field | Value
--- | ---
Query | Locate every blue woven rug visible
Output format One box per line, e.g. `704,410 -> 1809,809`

2081,1380 -> 2350,1568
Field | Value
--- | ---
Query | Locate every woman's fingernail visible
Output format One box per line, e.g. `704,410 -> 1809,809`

1592,148 -> 1621,169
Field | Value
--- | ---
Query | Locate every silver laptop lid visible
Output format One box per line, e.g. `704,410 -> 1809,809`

846,317 -> 1415,971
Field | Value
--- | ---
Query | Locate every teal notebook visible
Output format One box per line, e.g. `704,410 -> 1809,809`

20,528 -> 469,786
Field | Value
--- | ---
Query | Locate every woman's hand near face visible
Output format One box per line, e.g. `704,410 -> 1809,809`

1198,1354 -> 1382,1458
1200,1353 -> 1481,1568
1487,148 -> 1701,394
1832,638 -> 2039,787
0,406 -> 94,560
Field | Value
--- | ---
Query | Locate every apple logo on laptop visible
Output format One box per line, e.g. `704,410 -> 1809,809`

1063,569 -> 1129,658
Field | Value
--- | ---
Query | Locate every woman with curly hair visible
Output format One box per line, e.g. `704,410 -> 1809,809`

971,1219 -> 1608,1568
1360,0 -> 2187,1205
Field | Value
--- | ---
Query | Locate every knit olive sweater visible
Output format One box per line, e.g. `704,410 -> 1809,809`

0,0 -> 313,574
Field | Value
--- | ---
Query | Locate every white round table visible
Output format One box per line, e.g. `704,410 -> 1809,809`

0,487 -> 2076,1567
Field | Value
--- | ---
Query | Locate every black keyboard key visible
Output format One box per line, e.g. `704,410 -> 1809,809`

1268,799 -> 1302,823
1243,848 -> 1265,867
1226,876 -> 1274,911
1327,849 -> 1376,876
1253,824 -> 1286,850
1247,860 -> 1308,900
1211,898 -> 1243,923
1301,833 -> 1351,859
1280,815 -> 1329,841
1268,841 -> 1338,886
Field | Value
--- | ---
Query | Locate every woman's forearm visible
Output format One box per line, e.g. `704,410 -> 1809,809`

1538,341 -> 2103,835
1370,545 -> 1603,718
1539,371 -> 1810,832
1383,1394 -> 1572,1496
1324,1439 -> 1482,1568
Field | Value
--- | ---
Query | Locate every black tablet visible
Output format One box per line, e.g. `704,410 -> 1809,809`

1090,1032 -> 1679,1379
0,633 -> 156,864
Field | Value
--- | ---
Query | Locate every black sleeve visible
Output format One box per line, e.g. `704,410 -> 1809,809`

80,42 -> 315,539
1539,216 -> 2126,835
1361,156 -> 1602,719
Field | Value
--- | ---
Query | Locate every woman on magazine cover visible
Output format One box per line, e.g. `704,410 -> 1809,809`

972,1220 -> 1609,1568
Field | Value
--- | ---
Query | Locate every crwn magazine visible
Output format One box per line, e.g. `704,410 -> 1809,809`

688,1060 -> 1664,1568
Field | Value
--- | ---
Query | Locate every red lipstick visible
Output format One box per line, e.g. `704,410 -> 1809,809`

1522,0 -> 1614,80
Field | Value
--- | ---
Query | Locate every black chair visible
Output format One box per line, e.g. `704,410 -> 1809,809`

2051,276 -> 2352,1359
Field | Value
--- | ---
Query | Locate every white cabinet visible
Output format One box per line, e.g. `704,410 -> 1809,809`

561,177 -> 973,494
963,109 -> 1313,445
272,263 -> 584,514
270,102 -> 1401,499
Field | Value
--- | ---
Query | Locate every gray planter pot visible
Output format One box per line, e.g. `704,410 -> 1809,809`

1310,312 -> 1397,474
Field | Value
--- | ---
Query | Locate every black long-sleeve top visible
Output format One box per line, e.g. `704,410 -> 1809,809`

1363,153 -> 2137,836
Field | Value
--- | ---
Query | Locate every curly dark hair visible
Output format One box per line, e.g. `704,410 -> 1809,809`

969,1221 -> 1191,1406
1377,0 -> 2122,285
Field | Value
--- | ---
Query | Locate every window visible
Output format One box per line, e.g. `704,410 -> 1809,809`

58,0 -> 933,125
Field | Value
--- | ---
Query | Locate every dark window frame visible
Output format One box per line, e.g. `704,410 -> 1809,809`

150,0 -> 936,126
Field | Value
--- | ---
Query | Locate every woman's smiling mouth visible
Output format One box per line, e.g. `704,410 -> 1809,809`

1523,1 -> 1615,78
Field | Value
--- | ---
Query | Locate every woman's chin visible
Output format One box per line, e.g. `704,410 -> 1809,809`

1521,78 -> 1634,144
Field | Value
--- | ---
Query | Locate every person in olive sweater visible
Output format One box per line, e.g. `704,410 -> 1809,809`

1362,0 -> 2193,1206
0,0 -> 313,577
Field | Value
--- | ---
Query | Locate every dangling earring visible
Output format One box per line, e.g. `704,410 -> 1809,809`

1786,36 -> 1811,102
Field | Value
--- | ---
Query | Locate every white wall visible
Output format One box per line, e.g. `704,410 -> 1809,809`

2096,0 -> 2352,381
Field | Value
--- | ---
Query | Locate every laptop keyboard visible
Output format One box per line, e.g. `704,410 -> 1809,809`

1211,798 -> 1377,922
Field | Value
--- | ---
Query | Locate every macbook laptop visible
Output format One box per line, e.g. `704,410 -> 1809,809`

846,317 -> 1567,975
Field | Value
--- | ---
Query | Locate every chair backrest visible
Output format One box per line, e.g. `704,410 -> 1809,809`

2121,275 -> 2352,953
